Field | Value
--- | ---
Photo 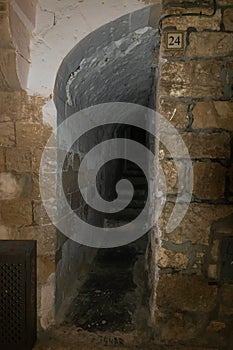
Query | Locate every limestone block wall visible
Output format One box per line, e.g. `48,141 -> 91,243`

0,91 -> 56,330
153,0 -> 233,347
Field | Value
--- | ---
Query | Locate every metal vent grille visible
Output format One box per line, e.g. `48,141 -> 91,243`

0,241 -> 36,350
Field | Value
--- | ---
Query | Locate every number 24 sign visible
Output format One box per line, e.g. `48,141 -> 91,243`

166,32 -> 185,50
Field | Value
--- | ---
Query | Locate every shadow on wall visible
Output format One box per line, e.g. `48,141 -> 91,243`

53,4 -> 161,325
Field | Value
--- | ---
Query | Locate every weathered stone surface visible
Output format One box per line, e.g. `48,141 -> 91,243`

40,273 -> 55,329
159,61 -> 222,99
223,8 -> 233,31
157,247 -> 189,269
14,0 -> 37,27
220,285 -> 233,315
161,132 -> 231,159
192,101 -> 233,131
0,122 -> 15,146
0,7 -> 14,49
185,132 -> 230,159
158,98 -> 189,130
210,239 -> 220,263
16,122 -> 52,148
0,91 -> 20,121
6,147 -> 31,172
0,199 -> 32,225
37,255 -> 55,285
161,160 -> 179,194
157,275 -> 217,312
187,32 -> 233,57
162,7 -> 221,31
159,203 -> 233,245
0,49 -> 20,90
156,311 -> 206,343
33,200 -> 51,226
206,321 -> 226,333
0,148 -> 4,170
207,264 -> 218,280
0,224 -> 18,240
193,162 -> 226,200
218,0 -> 233,4
19,93 -> 45,123
18,225 -> 56,256
0,172 -> 33,199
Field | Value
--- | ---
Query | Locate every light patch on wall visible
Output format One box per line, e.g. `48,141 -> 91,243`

28,0 -> 147,96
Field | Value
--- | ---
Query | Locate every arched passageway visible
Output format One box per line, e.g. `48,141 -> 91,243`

54,4 -> 161,341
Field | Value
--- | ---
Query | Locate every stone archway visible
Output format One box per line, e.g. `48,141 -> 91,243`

53,4 -> 161,342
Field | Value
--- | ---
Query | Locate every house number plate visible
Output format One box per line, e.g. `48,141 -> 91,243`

166,32 -> 185,50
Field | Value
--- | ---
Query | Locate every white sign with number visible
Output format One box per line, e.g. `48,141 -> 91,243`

166,32 -> 184,50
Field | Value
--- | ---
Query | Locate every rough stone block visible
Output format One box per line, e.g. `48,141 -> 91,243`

223,8 -> 233,31
0,199 -> 32,225
187,32 -> 233,57
161,132 -> 231,159
19,92 -> 45,123
159,61 -> 222,99
156,311 -> 205,344
0,224 -> 18,239
159,203 -> 233,245
0,91 -> 20,121
158,98 -> 189,130
161,160 -> 186,194
157,274 -> 217,312
193,162 -> 226,200
6,147 -> 31,172
162,7 -> 221,31
192,101 -> 233,131
16,122 -> 52,148
211,239 -> 220,263
0,172 -> 33,199
157,247 -> 189,269
0,122 -> 15,146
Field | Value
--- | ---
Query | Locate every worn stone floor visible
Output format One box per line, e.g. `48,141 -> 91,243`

33,327 -> 220,350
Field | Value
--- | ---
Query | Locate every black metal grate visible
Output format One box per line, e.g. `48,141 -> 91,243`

0,263 -> 25,344
0,241 -> 37,350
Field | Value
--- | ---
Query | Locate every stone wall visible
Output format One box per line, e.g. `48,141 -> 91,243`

0,0 -> 56,330
154,0 -> 233,347
0,90 -> 56,330
1,0 -> 233,346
